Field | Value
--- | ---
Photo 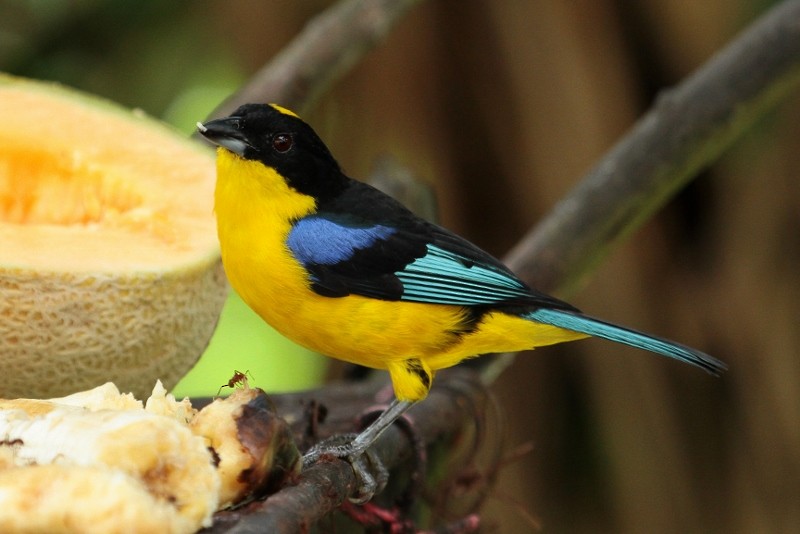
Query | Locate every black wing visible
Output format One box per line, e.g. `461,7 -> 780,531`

286,180 -> 577,311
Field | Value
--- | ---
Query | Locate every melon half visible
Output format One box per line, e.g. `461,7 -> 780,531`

0,74 -> 228,398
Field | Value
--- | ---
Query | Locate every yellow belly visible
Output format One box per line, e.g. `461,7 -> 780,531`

235,276 -> 471,370
221,225 -> 586,377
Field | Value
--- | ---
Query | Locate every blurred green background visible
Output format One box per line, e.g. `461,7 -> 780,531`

2,1 -> 799,532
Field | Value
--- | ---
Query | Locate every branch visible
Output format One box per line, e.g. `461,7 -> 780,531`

202,370 -> 494,533
502,0 -> 800,297
207,0 -> 423,119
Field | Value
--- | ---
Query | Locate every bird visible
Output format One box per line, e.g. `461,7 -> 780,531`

197,103 -> 726,500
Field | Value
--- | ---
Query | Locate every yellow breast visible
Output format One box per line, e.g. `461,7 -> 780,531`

213,150 -> 471,370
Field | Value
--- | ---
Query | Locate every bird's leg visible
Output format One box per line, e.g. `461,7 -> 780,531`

347,398 -> 414,456
302,399 -> 415,503
303,399 -> 414,463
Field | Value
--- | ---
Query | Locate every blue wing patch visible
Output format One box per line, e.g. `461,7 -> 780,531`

397,244 -> 531,305
281,179 -> 578,311
287,216 -> 395,266
287,214 -> 536,307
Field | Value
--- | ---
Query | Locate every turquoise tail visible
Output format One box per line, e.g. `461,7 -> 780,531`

526,308 -> 726,375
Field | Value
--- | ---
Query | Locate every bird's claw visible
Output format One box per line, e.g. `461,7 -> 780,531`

302,433 -> 389,504
348,447 -> 389,504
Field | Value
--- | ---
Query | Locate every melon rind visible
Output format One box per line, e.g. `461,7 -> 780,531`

0,74 -> 228,398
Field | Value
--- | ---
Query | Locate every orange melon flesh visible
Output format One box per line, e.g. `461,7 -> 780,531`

0,74 -> 228,398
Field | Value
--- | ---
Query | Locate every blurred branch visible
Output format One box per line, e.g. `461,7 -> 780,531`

207,0 -> 423,119
473,0 -> 800,384
368,156 -> 439,222
503,0 -> 800,297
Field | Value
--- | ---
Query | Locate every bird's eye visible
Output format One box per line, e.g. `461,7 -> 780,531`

272,133 -> 293,153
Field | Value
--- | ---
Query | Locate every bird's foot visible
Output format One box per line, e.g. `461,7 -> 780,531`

303,433 -> 389,504
302,399 -> 414,503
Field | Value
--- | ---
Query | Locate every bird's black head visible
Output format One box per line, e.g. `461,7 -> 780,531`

198,104 -> 347,199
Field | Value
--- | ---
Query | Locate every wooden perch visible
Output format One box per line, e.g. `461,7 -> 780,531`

202,370 -> 493,533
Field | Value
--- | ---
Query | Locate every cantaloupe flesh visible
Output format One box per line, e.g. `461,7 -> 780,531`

0,76 -> 228,399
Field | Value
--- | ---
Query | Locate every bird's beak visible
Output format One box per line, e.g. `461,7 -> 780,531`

197,117 -> 251,156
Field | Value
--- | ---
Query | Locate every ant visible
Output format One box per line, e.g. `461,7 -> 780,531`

216,369 -> 253,396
